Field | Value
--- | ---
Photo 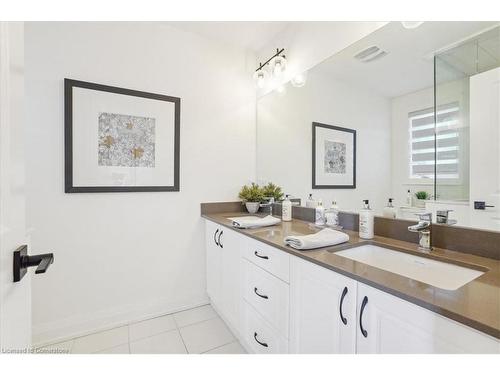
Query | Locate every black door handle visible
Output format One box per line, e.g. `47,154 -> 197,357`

359,296 -> 368,338
218,230 -> 223,248
13,245 -> 54,282
254,251 -> 268,260
254,287 -> 269,299
214,229 -> 219,247
254,332 -> 268,347
339,286 -> 348,325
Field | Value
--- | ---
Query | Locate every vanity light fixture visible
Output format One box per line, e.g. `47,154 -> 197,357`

291,71 -> 307,87
254,48 -> 286,88
401,21 -> 424,29
272,54 -> 287,77
253,66 -> 268,89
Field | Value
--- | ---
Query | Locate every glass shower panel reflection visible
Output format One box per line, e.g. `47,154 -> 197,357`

434,26 -> 500,230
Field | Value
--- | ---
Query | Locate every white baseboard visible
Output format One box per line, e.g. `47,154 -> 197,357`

32,293 -> 209,347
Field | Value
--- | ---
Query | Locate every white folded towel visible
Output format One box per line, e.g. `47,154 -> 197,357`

284,228 -> 349,250
232,215 -> 281,229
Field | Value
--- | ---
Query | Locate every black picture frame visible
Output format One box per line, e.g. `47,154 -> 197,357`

312,122 -> 356,189
64,78 -> 180,193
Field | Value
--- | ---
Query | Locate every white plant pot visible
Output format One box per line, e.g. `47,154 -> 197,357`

415,199 -> 427,208
245,202 -> 260,214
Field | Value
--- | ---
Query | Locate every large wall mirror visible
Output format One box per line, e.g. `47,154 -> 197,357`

256,21 -> 500,232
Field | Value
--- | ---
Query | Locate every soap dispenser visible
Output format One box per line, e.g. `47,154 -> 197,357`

406,189 -> 413,207
282,195 -> 292,222
306,193 -> 317,208
315,200 -> 326,226
383,198 -> 397,219
359,200 -> 374,239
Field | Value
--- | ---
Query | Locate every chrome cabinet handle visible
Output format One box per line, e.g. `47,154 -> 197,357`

218,230 -> 223,248
254,251 -> 268,260
339,286 -> 348,325
254,287 -> 269,299
254,332 -> 268,347
359,296 -> 368,338
214,229 -> 219,246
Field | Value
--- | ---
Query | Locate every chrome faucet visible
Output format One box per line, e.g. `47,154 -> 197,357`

260,197 -> 275,216
408,212 -> 432,252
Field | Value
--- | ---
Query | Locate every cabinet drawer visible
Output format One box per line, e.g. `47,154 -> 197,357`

242,301 -> 288,354
243,238 -> 290,282
242,259 -> 289,338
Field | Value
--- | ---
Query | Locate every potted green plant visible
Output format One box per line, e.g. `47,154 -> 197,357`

261,182 -> 284,202
238,183 -> 264,214
415,191 -> 430,208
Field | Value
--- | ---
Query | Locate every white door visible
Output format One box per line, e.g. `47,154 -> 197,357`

0,22 -> 31,352
289,256 -> 357,354
469,67 -> 500,230
356,283 -> 500,353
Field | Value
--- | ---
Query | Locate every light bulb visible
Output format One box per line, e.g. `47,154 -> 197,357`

291,72 -> 307,87
272,55 -> 287,77
401,21 -> 424,29
275,84 -> 286,96
253,69 -> 268,89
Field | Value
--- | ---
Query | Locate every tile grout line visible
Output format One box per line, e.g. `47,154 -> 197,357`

200,339 -> 239,354
127,323 -> 131,354
177,328 -> 189,354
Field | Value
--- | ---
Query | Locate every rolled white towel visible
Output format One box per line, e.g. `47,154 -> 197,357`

232,215 -> 281,229
284,228 -> 349,250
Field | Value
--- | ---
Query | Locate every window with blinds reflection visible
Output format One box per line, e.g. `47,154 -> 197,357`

408,103 -> 460,180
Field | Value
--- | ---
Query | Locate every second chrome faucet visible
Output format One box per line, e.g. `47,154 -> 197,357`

408,212 -> 432,252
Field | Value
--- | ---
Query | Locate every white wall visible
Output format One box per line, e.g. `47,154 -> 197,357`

391,80 -> 470,208
25,22 -> 256,345
255,22 -> 387,97
257,70 -> 392,214
391,87 -> 434,207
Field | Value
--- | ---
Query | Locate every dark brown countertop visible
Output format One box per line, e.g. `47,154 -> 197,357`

202,212 -> 500,340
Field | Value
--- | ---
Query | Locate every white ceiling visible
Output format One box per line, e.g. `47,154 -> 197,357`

315,21 -> 499,98
166,22 -> 290,52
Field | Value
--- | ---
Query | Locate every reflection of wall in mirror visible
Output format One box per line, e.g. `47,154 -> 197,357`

256,69 -> 391,214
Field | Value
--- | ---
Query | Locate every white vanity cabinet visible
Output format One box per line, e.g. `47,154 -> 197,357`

289,256 -> 357,354
205,220 -> 500,354
356,283 -> 500,354
205,221 -> 222,308
205,221 -> 244,332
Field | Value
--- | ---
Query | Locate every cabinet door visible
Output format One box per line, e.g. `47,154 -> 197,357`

356,283 -> 500,354
290,256 -> 357,353
205,221 -> 222,309
220,228 -> 243,332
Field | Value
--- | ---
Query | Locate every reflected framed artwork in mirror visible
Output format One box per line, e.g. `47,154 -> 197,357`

64,79 -> 180,193
312,122 -> 356,189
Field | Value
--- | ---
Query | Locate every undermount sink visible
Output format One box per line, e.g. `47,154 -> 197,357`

334,244 -> 485,290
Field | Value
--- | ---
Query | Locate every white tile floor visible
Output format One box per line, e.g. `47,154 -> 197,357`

37,304 -> 247,354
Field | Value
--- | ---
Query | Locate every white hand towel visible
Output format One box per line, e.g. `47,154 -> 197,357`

232,215 -> 281,229
284,228 -> 349,250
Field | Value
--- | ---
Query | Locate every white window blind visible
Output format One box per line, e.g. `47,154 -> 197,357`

408,103 -> 460,180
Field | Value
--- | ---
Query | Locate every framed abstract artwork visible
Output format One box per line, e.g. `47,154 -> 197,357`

64,79 -> 180,193
312,122 -> 356,189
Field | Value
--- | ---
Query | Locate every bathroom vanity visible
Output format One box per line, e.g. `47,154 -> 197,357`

202,211 -> 500,354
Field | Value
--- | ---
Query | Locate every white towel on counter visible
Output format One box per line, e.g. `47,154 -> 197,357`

232,215 -> 281,229
284,228 -> 349,250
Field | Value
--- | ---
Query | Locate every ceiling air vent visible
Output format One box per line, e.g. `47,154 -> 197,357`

354,45 -> 388,63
